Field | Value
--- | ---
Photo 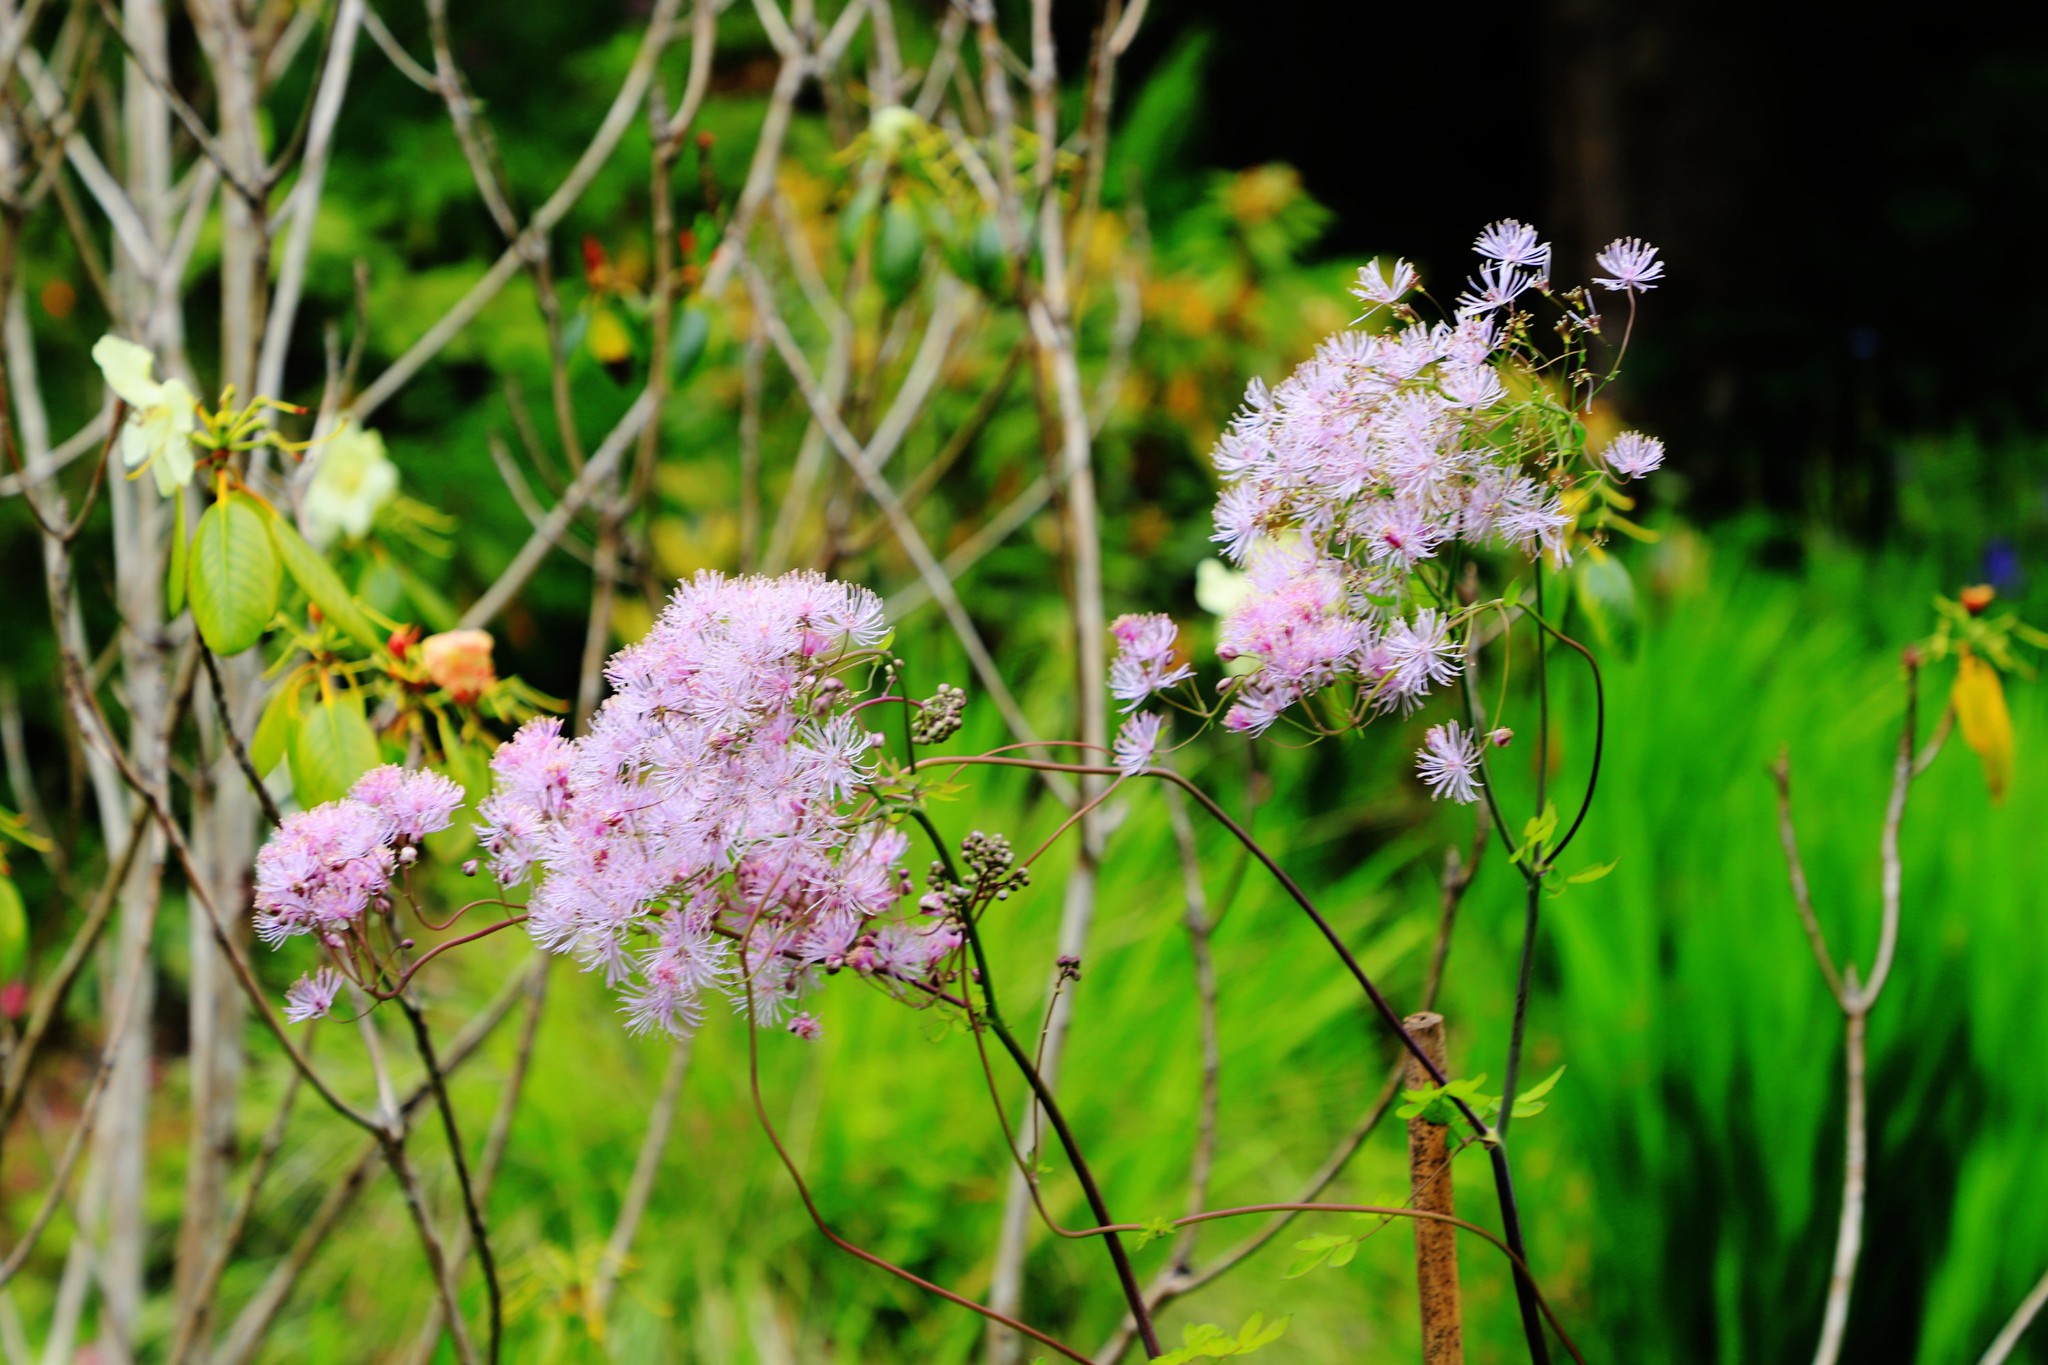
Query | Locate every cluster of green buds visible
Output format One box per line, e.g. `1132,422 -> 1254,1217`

910,683 -> 967,746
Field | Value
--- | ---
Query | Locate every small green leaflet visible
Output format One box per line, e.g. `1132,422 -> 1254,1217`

188,492 -> 281,656
1515,800 -> 1560,867
1285,1232 -> 1359,1279
1567,858 -> 1620,885
1134,1216 -> 1178,1249
1155,1313 -> 1290,1363
1398,1067 -> 1569,1127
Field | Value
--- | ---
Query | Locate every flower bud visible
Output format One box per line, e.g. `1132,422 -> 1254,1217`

1489,727 -> 1514,747
461,858 -> 479,877
420,629 -> 498,704
1961,584 -> 1996,616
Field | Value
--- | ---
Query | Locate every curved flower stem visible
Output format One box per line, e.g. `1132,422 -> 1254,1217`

736,968 -> 1095,1364
918,757 -> 1562,1365
1489,567 -> 1556,1365
912,808 -> 1164,1357
368,915 -> 530,998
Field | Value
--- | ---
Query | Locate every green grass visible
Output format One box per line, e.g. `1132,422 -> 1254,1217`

97,529 -> 2048,1364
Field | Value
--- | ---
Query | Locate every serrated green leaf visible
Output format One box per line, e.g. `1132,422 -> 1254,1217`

167,484 -> 189,616
266,512 -> 383,652
289,692 -> 381,808
0,875 -> 25,983
249,678 -> 301,780
188,493 -> 280,656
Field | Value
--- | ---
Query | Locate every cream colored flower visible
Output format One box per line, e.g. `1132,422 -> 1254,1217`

302,423 -> 398,548
92,335 -> 196,497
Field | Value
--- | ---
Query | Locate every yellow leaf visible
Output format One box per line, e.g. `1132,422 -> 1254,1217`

1954,650 -> 2016,803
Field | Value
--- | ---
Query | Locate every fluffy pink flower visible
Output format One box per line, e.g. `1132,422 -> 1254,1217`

1593,237 -> 1664,292
351,765 -> 465,843
1114,712 -> 1165,776
1602,431 -> 1666,480
253,800 -> 392,944
283,967 -> 344,1024
1416,722 -> 1485,804
1108,613 -> 1194,709
479,571 -> 920,1039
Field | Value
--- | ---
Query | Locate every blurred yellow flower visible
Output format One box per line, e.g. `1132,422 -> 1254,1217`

303,424 -> 398,548
92,334 -> 196,496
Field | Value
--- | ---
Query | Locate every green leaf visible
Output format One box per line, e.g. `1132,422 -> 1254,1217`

0,874 -> 25,984
249,678 -> 301,780
167,484 -> 189,616
1511,1065 -> 1567,1119
266,513 -> 383,652
289,692 -> 382,808
1567,858 -> 1620,885
188,492 -> 280,656
1283,1233 -> 1347,1279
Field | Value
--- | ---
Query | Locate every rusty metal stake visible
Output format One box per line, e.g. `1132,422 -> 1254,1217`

1403,1011 -> 1464,1365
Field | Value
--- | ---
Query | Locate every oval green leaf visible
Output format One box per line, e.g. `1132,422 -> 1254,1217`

289,691 -> 382,808
188,492 -> 280,656
266,512 -> 383,653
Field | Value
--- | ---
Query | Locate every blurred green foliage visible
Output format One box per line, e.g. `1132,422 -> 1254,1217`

6,6 -> 2048,1363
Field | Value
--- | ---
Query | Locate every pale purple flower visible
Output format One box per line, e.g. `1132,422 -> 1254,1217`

283,967 -> 344,1024
351,765 -> 465,843
1114,712 -> 1165,777
788,1012 -> 823,1041
1602,431 -> 1666,480
1456,260 -> 1535,316
1351,258 -> 1419,308
253,800 -> 392,944
1473,220 -> 1551,274
1108,613 -> 1194,710
1378,610 -> 1462,712
1416,722 -> 1485,804
1593,237 -> 1664,292
473,571 -> 917,1039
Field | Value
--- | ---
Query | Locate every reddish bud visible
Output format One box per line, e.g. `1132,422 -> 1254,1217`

388,623 -> 421,660
1961,584 -> 1996,616
581,235 -> 612,290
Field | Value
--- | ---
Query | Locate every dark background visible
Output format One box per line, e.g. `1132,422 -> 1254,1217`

1122,0 -> 2048,534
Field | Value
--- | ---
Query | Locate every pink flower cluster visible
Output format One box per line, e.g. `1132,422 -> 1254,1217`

253,765 -> 464,948
477,571 -> 949,1039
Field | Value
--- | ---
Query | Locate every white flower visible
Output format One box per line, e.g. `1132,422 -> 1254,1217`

302,424 -> 399,547
92,335 -> 197,497
1194,557 -> 1251,617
